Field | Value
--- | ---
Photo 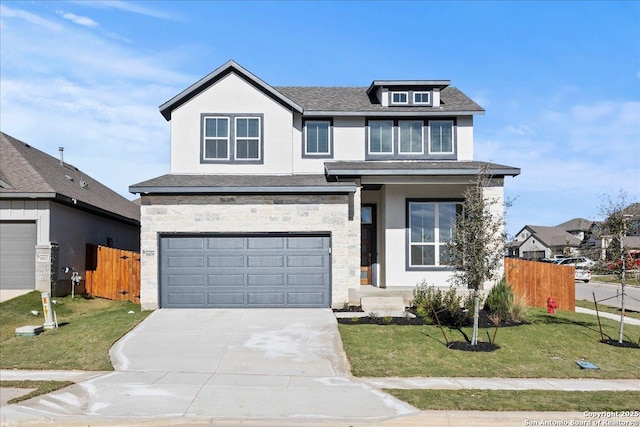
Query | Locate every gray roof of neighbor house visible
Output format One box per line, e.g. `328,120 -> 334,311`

159,60 -> 484,120
0,132 -> 140,224
130,174 -> 357,194
524,225 -> 582,248
555,218 -> 593,232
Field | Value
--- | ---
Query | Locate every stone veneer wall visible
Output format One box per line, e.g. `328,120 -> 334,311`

139,192 -> 361,310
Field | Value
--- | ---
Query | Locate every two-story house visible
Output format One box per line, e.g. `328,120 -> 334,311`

130,60 -> 520,310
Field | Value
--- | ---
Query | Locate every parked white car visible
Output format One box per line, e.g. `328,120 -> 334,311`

556,257 -> 596,267
574,265 -> 592,283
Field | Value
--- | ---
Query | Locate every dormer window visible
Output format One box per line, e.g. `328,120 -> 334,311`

413,91 -> 431,105
390,92 -> 408,105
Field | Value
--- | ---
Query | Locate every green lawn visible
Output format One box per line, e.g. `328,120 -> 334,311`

338,308 -> 640,379
0,291 -> 150,370
385,389 -> 640,411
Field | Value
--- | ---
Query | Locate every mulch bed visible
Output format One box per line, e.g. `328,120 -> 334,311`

600,339 -> 640,349
447,341 -> 500,352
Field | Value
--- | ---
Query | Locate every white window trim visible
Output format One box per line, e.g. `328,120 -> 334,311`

398,120 -> 424,155
408,201 -> 458,267
390,91 -> 408,105
428,120 -> 455,155
304,120 -> 331,156
203,116 -> 230,160
234,117 -> 261,160
368,120 -> 394,155
413,91 -> 431,105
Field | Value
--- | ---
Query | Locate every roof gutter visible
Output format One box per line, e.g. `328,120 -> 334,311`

129,184 -> 357,195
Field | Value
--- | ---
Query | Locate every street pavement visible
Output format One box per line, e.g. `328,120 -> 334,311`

576,280 -> 640,312
1,307 -> 639,426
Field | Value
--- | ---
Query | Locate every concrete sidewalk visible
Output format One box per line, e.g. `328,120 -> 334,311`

576,306 -> 640,325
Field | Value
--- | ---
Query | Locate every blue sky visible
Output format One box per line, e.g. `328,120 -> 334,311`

1,0 -> 638,235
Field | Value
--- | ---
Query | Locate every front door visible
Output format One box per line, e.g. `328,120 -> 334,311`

360,205 -> 376,285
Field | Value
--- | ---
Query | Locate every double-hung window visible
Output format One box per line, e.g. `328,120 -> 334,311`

391,92 -> 408,105
429,120 -> 454,154
413,91 -> 431,105
408,201 -> 460,267
368,120 -> 394,154
235,117 -> 260,160
201,114 -> 263,163
305,120 -> 331,156
203,117 -> 229,160
399,121 -> 423,154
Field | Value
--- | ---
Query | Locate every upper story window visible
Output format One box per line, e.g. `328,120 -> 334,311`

201,114 -> 263,163
303,120 -> 332,158
204,117 -> 230,160
369,120 -> 394,154
399,121 -> 423,154
429,120 -> 454,154
390,92 -> 408,105
413,91 -> 431,105
235,117 -> 260,160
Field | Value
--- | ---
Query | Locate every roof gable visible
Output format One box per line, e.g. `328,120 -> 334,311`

0,132 -> 139,223
159,60 -> 303,121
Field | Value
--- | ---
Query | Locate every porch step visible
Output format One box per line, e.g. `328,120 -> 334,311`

360,296 -> 406,317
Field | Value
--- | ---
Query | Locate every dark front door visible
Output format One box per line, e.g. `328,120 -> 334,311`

360,205 -> 376,285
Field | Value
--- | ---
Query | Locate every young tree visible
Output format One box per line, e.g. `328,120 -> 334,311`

597,191 -> 639,344
447,166 -> 509,346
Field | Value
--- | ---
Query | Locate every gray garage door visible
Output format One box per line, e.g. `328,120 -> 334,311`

0,222 -> 36,290
160,234 -> 331,308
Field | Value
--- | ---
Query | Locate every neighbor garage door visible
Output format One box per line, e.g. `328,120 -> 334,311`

160,234 -> 331,308
0,221 -> 36,290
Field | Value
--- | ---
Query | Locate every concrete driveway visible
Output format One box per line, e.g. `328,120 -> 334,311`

3,309 -> 416,424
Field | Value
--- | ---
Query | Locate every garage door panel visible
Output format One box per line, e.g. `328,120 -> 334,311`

168,275 -> 205,286
207,293 -> 244,306
208,274 -> 244,286
167,256 -> 204,268
287,292 -> 325,305
287,274 -> 326,286
248,255 -> 284,268
248,274 -> 284,286
247,292 -> 285,305
167,293 -> 205,306
208,256 -> 244,268
167,238 -> 204,250
160,235 -> 330,308
207,237 -> 244,250
247,237 -> 284,250
287,255 -> 325,268
287,237 -> 325,250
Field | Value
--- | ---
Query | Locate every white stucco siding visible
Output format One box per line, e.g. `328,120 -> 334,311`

0,199 -> 51,244
456,115 -> 473,160
170,72 -> 294,174
379,182 -> 505,291
49,202 -> 140,275
293,117 -> 366,174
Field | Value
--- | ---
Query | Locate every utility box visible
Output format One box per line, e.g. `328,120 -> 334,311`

15,325 -> 44,337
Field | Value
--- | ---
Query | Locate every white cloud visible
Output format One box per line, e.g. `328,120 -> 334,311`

70,1 -> 177,20
571,102 -> 615,121
0,5 -> 62,31
504,125 -> 535,136
56,10 -> 99,28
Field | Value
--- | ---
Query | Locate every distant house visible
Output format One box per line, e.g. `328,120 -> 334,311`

0,132 -> 140,301
507,217 -> 594,260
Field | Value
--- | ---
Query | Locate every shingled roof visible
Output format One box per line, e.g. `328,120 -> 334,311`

0,132 -> 139,224
274,86 -> 483,114
525,225 -> 582,248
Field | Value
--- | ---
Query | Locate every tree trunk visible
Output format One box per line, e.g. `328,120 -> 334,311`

471,291 -> 479,346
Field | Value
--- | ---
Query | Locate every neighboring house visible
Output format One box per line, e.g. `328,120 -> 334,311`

130,60 -> 520,310
507,218 -> 595,260
0,132 -> 140,301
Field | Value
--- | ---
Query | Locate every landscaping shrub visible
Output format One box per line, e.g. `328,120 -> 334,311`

484,276 -> 526,323
412,281 -> 470,326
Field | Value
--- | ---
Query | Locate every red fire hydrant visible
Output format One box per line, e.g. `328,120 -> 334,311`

547,296 -> 558,314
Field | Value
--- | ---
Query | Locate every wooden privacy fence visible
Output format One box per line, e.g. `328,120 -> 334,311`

85,244 -> 140,303
504,258 -> 575,312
